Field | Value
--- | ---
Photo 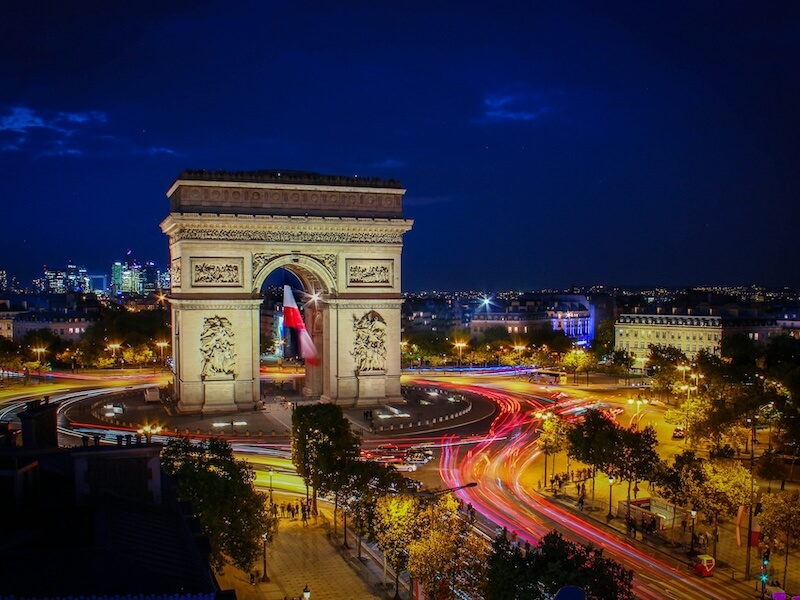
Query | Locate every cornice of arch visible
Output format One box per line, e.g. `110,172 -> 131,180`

161,213 -> 413,244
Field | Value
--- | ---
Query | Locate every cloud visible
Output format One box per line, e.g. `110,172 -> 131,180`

0,107 -> 46,133
0,105 -> 175,159
477,89 -> 551,124
146,146 -> 177,156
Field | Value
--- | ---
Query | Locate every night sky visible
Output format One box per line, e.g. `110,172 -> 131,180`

2,1 -> 799,292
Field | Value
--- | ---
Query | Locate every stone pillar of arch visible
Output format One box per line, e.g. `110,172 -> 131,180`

160,170 -> 413,413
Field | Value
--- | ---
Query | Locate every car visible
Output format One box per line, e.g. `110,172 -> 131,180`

672,427 -> 686,439
392,462 -> 418,472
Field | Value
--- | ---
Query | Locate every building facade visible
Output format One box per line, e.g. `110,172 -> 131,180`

615,312 -> 782,360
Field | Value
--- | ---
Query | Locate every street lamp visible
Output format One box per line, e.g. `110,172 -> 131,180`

303,584 -> 310,599
137,424 -> 162,443
108,343 -> 121,367
689,509 -> 697,553
607,476 -> 615,520
156,341 -> 168,365
268,468 -> 274,504
627,397 -> 649,428
455,342 -> 466,372
33,347 -> 46,364
261,531 -> 270,582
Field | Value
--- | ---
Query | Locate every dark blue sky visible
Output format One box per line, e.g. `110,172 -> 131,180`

2,1 -> 799,292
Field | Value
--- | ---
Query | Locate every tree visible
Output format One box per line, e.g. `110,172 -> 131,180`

408,494 -> 488,600
682,460 -> 751,560
160,437 -> 276,574
566,410 -> 618,509
537,413 -> 567,488
758,490 -> 800,590
483,531 -> 634,600
652,450 -> 705,544
291,402 -> 360,512
613,425 -> 660,519
756,450 -> 788,493
122,342 -> 155,367
374,493 -> 421,599
341,460 -> 404,560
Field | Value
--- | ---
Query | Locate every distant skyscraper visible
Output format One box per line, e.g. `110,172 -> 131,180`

111,261 -> 123,293
43,266 -> 67,293
0,269 -> 7,291
141,261 -> 159,295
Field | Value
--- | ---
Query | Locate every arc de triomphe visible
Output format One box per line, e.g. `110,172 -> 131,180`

160,170 -> 413,414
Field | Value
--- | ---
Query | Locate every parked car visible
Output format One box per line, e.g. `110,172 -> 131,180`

672,427 -> 686,439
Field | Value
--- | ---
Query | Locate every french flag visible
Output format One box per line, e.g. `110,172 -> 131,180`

283,285 -> 320,365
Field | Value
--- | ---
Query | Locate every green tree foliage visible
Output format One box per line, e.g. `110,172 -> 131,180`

614,425 -> 660,516
484,531 -> 634,600
78,307 -> 169,366
538,413 -> 567,485
21,329 -> 68,366
340,460 -> 404,559
291,403 -> 360,510
590,317 -> 616,361
757,450 -> 788,493
122,342 -> 156,367
720,333 -> 760,377
0,337 -> 23,373
407,494 -> 488,600
646,344 -> 687,397
374,493 -> 421,597
567,409 -> 659,515
758,490 -> 800,590
160,437 -> 275,574
682,460 -> 751,560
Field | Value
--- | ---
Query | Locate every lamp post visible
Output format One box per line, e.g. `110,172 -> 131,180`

109,343 -> 121,368
627,397 -> 649,428
33,347 -> 46,364
607,476 -> 615,520
689,509 -> 697,553
303,584 -> 310,599
268,468 -> 274,504
261,532 -> 270,582
156,341 -> 168,366
455,342 -> 466,372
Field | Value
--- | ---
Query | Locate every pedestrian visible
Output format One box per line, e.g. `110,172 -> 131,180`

633,482 -> 639,499
681,518 -> 687,533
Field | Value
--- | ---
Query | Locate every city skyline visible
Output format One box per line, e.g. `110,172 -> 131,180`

2,2 -> 799,291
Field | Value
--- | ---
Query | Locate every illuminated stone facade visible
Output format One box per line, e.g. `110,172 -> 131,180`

615,313 -> 781,360
161,170 -> 413,413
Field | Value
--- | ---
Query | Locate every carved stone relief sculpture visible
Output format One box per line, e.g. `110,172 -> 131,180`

200,315 -> 236,377
192,259 -> 242,286
351,310 -> 387,372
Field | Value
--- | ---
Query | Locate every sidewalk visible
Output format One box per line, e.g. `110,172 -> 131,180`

213,494 -> 401,600
533,473 -> 799,598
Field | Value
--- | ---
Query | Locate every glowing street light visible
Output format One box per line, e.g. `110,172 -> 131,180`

607,476 -> 616,520
156,341 -> 169,365
33,347 -> 46,364
627,397 -> 649,428
137,424 -> 162,443
108,343 -> 121,358
454,342 -> 466,371
268,468 -> 274,504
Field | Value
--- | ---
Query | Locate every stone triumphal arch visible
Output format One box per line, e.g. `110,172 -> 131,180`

160,170 -> 413,414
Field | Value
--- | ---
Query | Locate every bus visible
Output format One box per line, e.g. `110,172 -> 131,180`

528,369 -> 568,385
